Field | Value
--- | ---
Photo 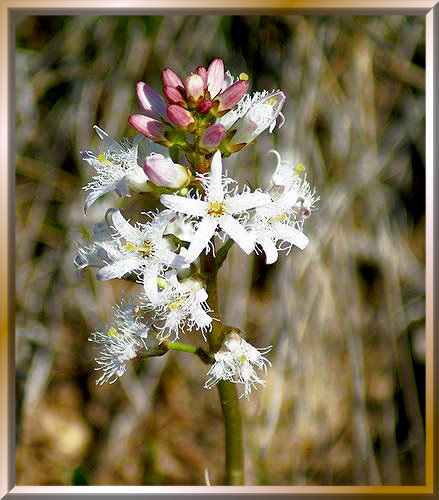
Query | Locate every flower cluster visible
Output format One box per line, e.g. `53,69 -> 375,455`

76,57 -> 318,398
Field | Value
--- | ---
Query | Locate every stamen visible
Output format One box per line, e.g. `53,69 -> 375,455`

267,97 -> 277,106
207,201 -> 226,217
239,72 -> 249,81
268,213 -> 287,224
97,154 -> 117,167
295,163 -> 306,173
125,241 -> 154,257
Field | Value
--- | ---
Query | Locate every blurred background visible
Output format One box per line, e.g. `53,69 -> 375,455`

15,15 -> 426,486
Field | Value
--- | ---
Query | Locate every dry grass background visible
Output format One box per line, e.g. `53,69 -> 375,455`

15,15 -> 426,486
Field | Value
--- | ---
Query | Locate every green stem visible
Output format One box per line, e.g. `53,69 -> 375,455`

162,339 -> 212,365
217,380 -> 244,485
200,251 -> 244,485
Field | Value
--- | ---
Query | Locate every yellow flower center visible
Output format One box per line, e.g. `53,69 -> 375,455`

238,354 -> 247,363
107,327 -> 122,338
239,72 -> 249,81
97,154 -> 117,167
207,201 -> 226,217
295,163 -> 306,173
125,241 -> 153,257
267,97 -> 277,106
169,298 -> 184,311
268,213 -> 287,224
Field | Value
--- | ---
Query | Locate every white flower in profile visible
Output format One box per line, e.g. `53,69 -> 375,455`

89,301 -> 154,385
216,90 -> 285,149
160,150 -> 271,264
205,331 -> 272,399
74,221 -> 118,275
81,126 -> 156,213
246,150 -> 315,264
96,209 -> 187,304
145,270 -> 213,341
270,149 -> 319,219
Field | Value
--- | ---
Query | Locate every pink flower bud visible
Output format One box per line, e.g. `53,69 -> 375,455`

144,154 -> 191,189
136,82 -> 167,119
166,105 -> 195,129
197,99 -> 213,114
184,74 -> 205,101
195,66 -> 208,86
162,68 -> 184,89
215,80 -> 249,113
163,85 -> 186,105
207,58 -> 224,98
199,124 -> 226,151
128,114 -> 168,142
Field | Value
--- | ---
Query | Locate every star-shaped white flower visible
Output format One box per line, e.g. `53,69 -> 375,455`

145,271 -> 213,340
80,126 -> 173,213
204,331 -> 272,399
96,209 -> 187,304
160,150 -> 270,263
89,301 -> 154,385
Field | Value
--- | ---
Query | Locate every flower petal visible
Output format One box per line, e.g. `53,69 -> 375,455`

225,191 -> 270,214
160,194 -> 206,217
84,182 -> 117,214
108,209 -> 143,244
275,225 -> 309,250
259,238 -> 278,264
207,150 -> 225,203
143,265 -> 160,305
219,214 -> 255,254
185,217 -> 218,263
96,256 -> 143,280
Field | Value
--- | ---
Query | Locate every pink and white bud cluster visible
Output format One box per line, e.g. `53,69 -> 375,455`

128,58 -> 249,143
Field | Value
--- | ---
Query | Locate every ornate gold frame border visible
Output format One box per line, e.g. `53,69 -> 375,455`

1,1 -> 436,498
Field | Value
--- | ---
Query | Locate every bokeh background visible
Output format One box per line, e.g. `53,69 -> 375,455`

15,15 -> 426,486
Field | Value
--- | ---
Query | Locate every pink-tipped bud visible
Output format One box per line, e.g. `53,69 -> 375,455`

163,85 -> 186,105
162,68 -> 184,89
166,105 -> 195,129
185,74 -> 205,101
207,58 -> 225,98
136,82 -> 167,119
199,124 -> 227,152
128,114 -> 168,142
144,154 -> 191,189
215,79 -> 249,112
195,66 -> 208,86
197,99 -> 213,114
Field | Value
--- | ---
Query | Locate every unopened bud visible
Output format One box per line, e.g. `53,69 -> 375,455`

128,114 -> 169,143
197,98 -> 213,114
207,58 -> 225,99
195,66 -> 208,86
162,68 -> 184,89
199,123 -> 226,152
163,85 -> 186,105
215,79 -> 249,113
185,74 -> 205,101
166,105 -> 195,129
144,153 -> 191,189
136,82 -> 167,119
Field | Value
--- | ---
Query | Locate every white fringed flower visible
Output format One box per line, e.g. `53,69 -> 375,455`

270,149 -> 319,219
145,271 -> 213,340
81,126 -> 153,213
217,90 -> 285,145
160,150 -> 270,263
74,221 -> 118,275
205,331 -> 272,399
95,209 -> 187,304
89,301 -> 153,385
